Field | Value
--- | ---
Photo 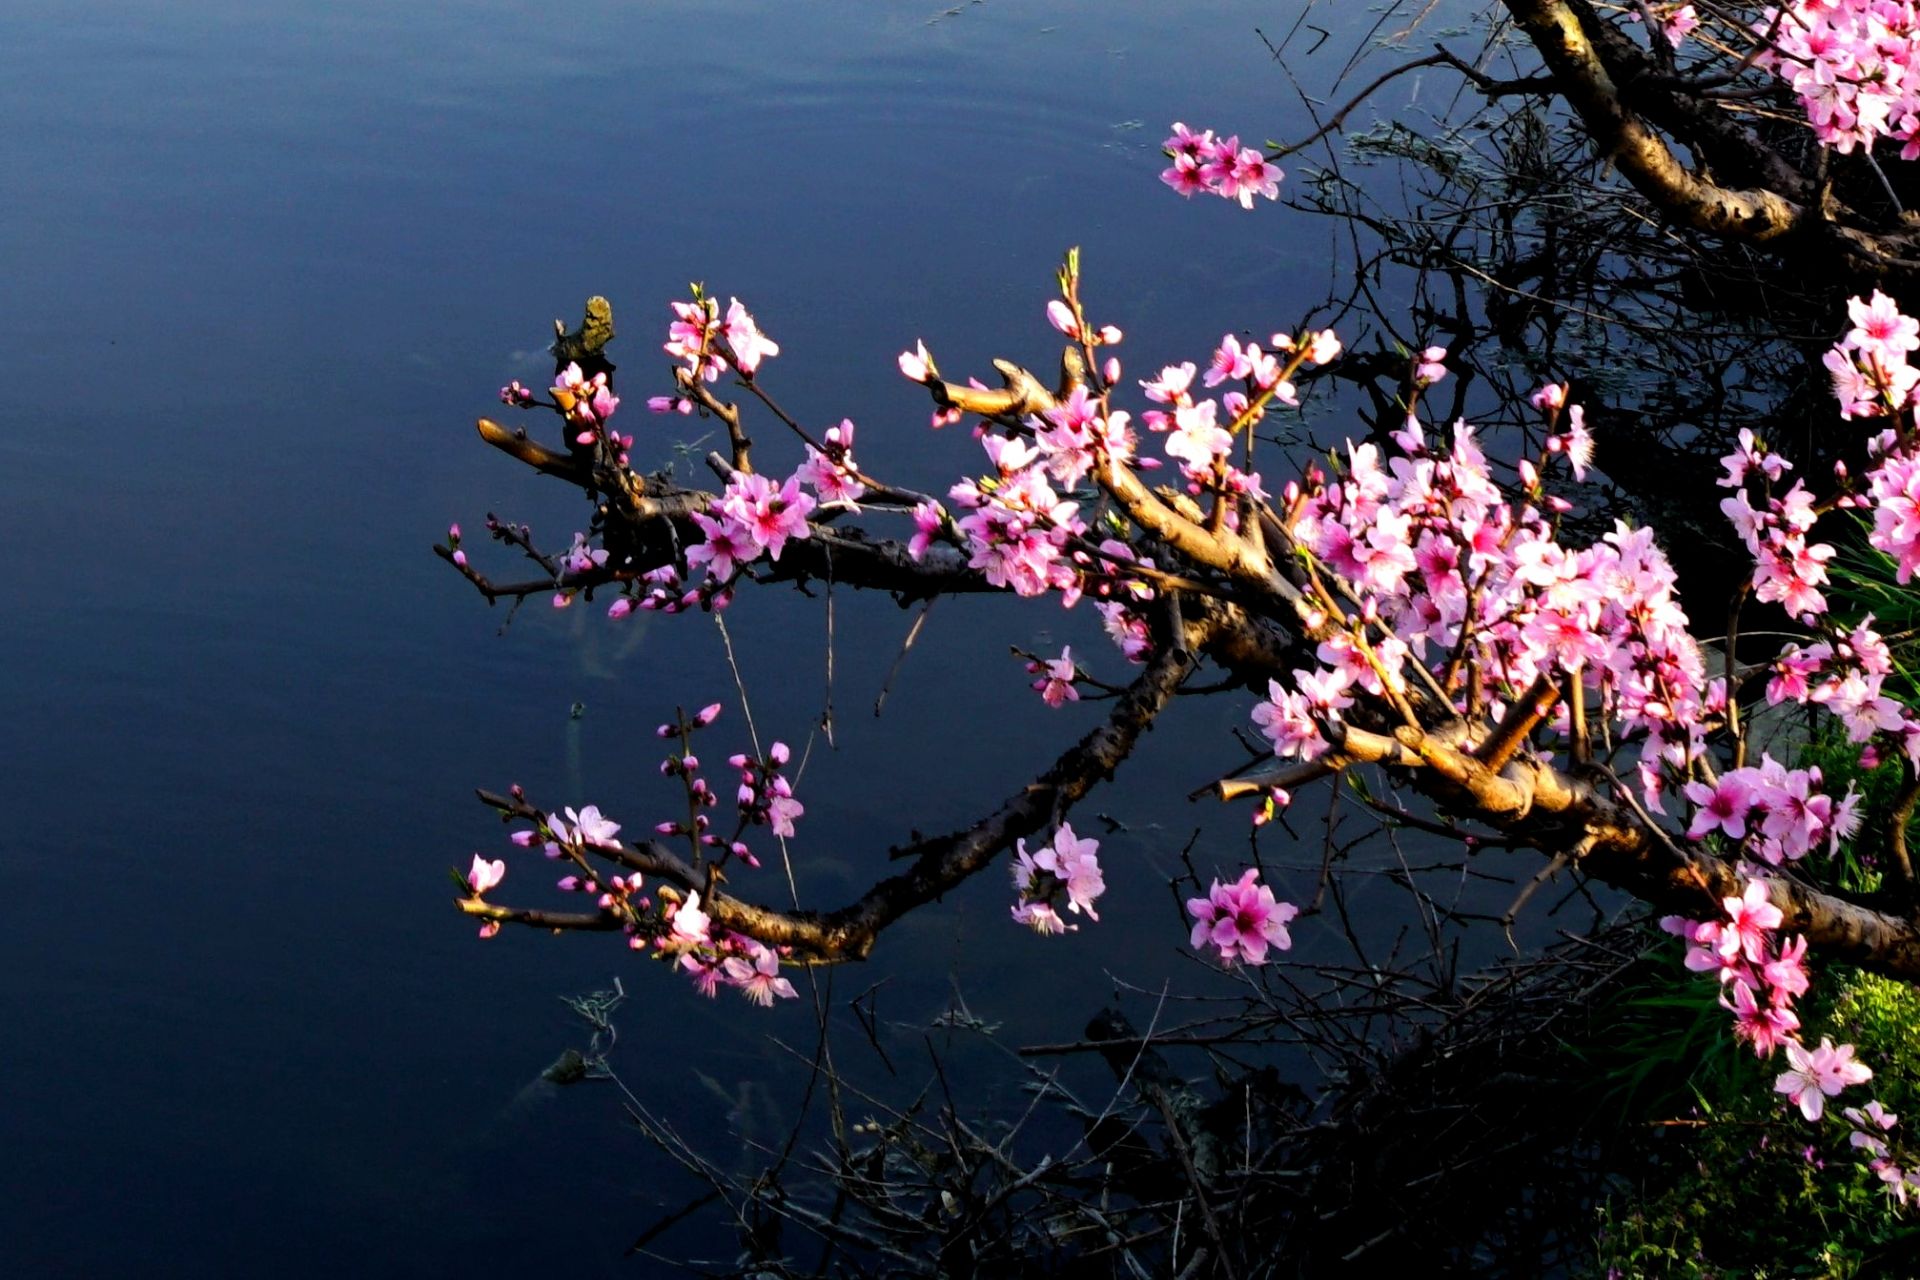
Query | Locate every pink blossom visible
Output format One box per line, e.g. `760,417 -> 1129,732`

1165,400 -> 1232,470
1762,934 -> 1811,1002
723,944 -> 798,1006
1776,1038 -> 1873,1121
1848,289 -> 1920,359
1204,335 -> 1254,388
766,781 -> 804,838
898,340 -> 934,383
719,471 -> 817,561
1684,775 -> 1754,841
680,952 -> 727,998
1725,977 -> 1801,1058
1721,878 -> 1785,963
671,892 -> 712,946
688,509 -> 754,581
563,804 -> 622,848
907,502 -> 945,561
1187,868 -> 1298,965
467,855 -> 506,895
1034,646 -> 1079,707
1012,900 -> 1072,934
1032,823 -> 1105,920
723,298 -> 780,375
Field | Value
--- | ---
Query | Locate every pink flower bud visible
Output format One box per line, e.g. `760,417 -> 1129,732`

694,702 -> 723,726
1103,357 -> 1121,383
558,876 -> 582,891
448,523 -> 462,542
769,741 -> 791,766
451,550 -> 468,568
657,723 -> 677,738
1046,300 -> 1078,336
607,598 -> 633,619
477,921 -> 500,939
552,592 -> 572,609
510,830 -> 535,847
1098,325 -> 1123,345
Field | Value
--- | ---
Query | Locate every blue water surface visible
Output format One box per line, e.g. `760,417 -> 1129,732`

0,2 -> 1473,1271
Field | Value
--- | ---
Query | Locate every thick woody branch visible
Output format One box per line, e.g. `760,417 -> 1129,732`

476,417 -> 589,482
1499,0 -> 1807,244
925,355 -> 1068,420
1274,712 -> 1920,982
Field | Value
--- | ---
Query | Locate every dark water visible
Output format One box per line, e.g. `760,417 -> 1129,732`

0,2 -> 1476,1272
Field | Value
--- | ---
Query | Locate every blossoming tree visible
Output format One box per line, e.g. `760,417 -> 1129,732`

444,0 -> 1920,1208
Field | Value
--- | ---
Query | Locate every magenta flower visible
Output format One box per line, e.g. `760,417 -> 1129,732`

907,502 -> 945,561
723,943 -> 798,1006
1723,977 -> 1800,1059
897,340 -> 934,383
563,804 -> 622,849
680,952 -> 727,998
1034,646 -> 1079,708
1684,775 -> 1754,841
1187,868 -> 1298,965
1033,823 -> 1104,920
766,782 -> 804,839
671,892 -> 712,946
688,510 -> 754,581
723,298 -> 780,375
467,855 -> 506,896
1720,878 -> 1784,963
1776,1038 -> 1873,1121
1848,290 -> 1920,360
